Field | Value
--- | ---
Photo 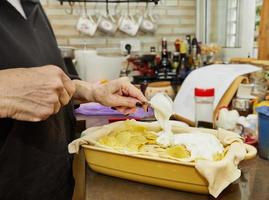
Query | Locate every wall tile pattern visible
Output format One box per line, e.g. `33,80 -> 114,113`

41,0 -> 196,53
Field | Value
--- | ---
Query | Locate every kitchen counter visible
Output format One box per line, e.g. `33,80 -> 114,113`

74,115 -> 269,200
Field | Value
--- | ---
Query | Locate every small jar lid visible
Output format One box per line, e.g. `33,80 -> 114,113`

195,88 -> 215,97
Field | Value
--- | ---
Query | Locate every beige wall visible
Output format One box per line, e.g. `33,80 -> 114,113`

42,0 -> 196,53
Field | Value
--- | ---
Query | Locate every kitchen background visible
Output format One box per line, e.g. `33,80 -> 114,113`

41,0 -> 196,53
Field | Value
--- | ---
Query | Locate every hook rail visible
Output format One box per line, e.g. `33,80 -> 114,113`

58,0 -> 159,5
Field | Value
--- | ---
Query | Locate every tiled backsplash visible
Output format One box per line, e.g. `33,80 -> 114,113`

42,0 -> 196,53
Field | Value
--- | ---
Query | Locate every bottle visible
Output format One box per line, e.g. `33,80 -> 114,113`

186,35 -> 192,55
191,36 -> 199,69
149,46 -> 157,71
197,53 -> 203,68
196,41 -> 203,68
191,36 -> 198,49
174,39 -> 181,53
194,88 -> 215,129
187,53 -> 193,69
192,46 -> 198,69
172,52 -> 180,72
177,57 -> 187,80
179,40 -> 187,65
155,54 -> 161,75
160,38 -> 171,78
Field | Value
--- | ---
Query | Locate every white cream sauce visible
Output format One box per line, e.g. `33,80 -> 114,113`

173,133 -> 224,160
150,93 -> 224,160
150,93 -> 174,147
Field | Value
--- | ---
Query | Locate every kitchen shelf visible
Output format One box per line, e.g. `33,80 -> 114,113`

58,0 -> 159,4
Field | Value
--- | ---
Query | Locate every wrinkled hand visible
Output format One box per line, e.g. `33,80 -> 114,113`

0,65 -> 75,121
73,78 -> 148,115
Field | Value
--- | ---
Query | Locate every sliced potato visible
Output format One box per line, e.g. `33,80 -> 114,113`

166,145 -> 190,159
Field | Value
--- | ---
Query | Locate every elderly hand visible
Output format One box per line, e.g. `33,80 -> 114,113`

0,65 -> 75,121
73,78 -> 148,115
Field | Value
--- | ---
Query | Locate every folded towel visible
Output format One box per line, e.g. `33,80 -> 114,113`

68,121 -> 254,198
196,142 -> 246,198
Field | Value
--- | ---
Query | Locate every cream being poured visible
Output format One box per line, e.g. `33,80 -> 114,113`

150,93 -> 224,160
150,93 -> 174,147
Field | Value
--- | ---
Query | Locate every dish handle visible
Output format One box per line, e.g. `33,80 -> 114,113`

244,144 -> 257,160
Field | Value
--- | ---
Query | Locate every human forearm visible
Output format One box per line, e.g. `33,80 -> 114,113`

72,78 -> 148,111
72,80 -> 96,104
0,68 -> 17,118
0,80 -> 8,118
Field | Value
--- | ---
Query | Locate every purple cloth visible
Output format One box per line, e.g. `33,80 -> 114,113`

75,103 -> 154,118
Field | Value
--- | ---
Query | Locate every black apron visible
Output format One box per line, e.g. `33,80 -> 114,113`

0,1 -> 76,199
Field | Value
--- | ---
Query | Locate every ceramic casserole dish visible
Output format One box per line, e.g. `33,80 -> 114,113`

82,121 -> 257,194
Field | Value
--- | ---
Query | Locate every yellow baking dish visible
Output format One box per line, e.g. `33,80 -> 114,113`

82,138 -> 256,194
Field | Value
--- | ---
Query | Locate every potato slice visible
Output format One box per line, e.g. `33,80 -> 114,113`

166,145 -> 190,159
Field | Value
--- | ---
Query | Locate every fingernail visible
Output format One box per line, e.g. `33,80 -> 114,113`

111,107 -> 117,110
136,102 -> 143,107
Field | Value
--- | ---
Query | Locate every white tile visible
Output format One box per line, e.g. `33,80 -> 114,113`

179,0 -> 196,7
167,9 -> 195,16
180,18 -> 196,25
55,38 -> 69,46
69,38 -> 107,45
158,18 -> 181,25
54,29 -> 79,36
166,0 -> 178,6
50,19 -> 78,25
45,9 -> 67,15
155,27 -> 173,34
140,37 -> 159,44
173,27 -> 196,34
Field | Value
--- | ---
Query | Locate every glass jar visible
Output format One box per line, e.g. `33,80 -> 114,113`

195,88 -> 215,128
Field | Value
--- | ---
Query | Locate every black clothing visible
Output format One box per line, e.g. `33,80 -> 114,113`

0,1 -> 75,199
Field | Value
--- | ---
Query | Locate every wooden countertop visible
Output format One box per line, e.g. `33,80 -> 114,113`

74,114 -> 269,200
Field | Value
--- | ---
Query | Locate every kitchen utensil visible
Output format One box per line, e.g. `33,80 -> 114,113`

118,15 -> 142,36
98,15 -> 118,35
74,49 -> 97,80
118,0 -> 142,36
76,1 -> 99,36
82,127 -> 256,194
139,2 -> 158,33
74,49 -> 126,82
97,0 -> 118,35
